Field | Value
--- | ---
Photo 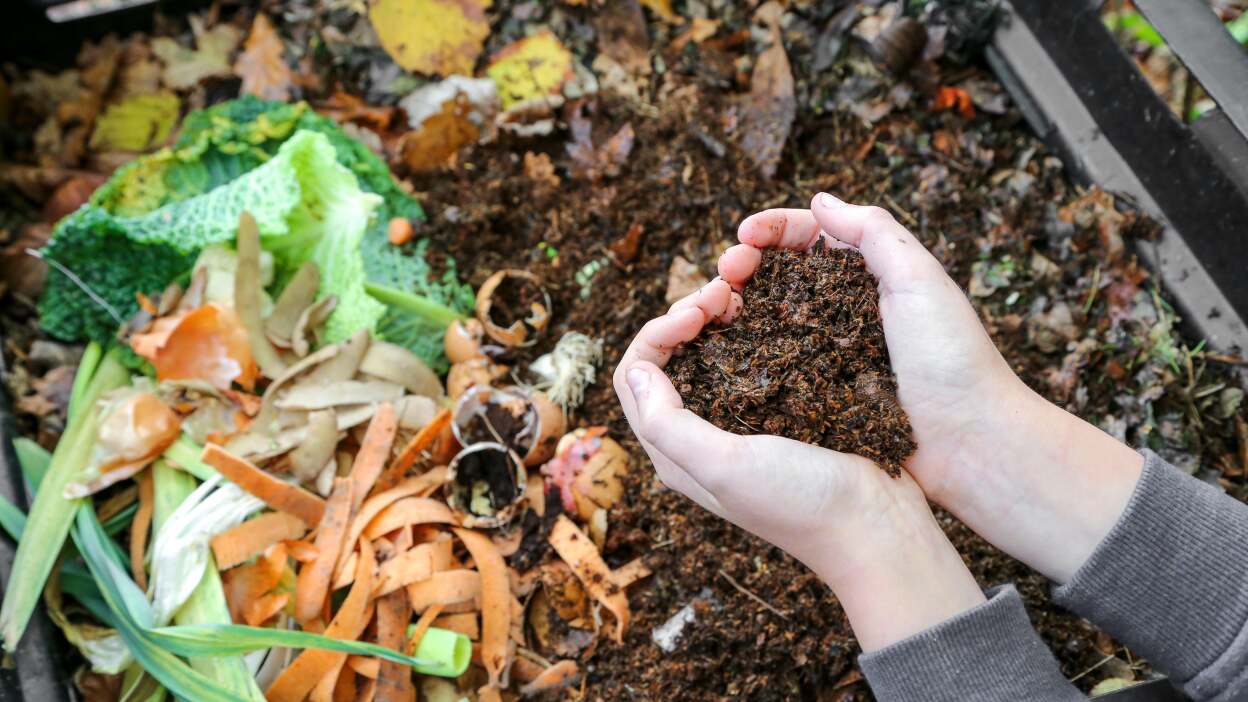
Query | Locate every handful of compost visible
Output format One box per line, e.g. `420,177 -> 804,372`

667,246 -> 916,475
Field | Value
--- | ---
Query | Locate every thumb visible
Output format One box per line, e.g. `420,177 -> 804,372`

625,362 -> 741,491
810,192 -> 942,293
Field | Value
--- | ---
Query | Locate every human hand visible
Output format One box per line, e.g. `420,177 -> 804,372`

612,279 -> 986,651
718,193 -> 1143,583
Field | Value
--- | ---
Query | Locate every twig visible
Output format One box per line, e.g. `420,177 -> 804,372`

717,569 -> 788,620
1068,654 -> 1115,683
883,193 -> 917,227
1082,264 -> 1101,314
1193,351 -> 1248,366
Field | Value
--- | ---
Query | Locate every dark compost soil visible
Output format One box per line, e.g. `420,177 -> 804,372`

667,247 -> 915,476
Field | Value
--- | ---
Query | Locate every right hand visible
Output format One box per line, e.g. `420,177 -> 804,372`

718,193 -> 1144,583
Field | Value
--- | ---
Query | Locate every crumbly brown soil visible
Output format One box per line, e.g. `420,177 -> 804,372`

667,247 -> 915,475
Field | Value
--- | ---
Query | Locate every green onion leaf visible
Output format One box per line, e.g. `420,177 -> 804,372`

73,506 -> 259,702
151,461 -> 264,699
1,343 -> 130,650
149,623 -> 463,677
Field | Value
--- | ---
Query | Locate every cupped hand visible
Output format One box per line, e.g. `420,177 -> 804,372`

718,193 -> 1023,508
612,278 -> 986,650
718,193 -> 1143,583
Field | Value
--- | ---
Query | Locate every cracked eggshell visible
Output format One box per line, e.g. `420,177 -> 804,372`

445,442 -> 527,529
526,390 -> 566,467
475,269 -> 551,347
451,385 -> 564,467
444,318 -> 487,364
446,358 -> 509,399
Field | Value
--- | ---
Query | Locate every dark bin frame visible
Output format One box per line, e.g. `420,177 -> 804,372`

1,1 -> 1245,700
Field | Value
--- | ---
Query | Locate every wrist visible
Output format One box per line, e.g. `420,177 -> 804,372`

811,483 -> 987,652
936,381 -> 1144,583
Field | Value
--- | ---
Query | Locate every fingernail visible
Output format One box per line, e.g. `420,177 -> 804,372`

627,368 -> 650,399
818,192 -> 845,209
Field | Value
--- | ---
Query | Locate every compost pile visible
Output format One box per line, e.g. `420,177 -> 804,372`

668,248 -> 915,476
1,0 -> 1247,700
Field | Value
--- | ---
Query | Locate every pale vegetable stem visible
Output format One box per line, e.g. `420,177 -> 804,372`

0,344 -> 129,651
363,281 -> 468,327
152,462 -> 265,700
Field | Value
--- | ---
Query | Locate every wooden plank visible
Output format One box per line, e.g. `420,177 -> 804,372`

1134,0 -> 1248,139
991,0 -> 1248,354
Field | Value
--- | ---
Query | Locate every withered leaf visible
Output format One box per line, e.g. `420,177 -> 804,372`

152,18 -> 241,90
370,0 -> 491,77
596,0 -> 651,77
738,3 -> 795,179
399,94 -> 480,173
234,14 -> 293,102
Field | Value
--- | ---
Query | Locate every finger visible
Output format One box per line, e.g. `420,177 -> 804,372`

617,307 -> 706,371
738,208 -> 823,250
667,277 -> 732,320
625,362 -> 742,497
612,307 -> 707,444
718,292 -> 743,324
810,193 -> 942,292
614,360 -> 727,516
717,244 -> 762,290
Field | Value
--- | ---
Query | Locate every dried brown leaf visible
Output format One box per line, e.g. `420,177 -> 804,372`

234,14 -> 293,102
399,94 -> 479,173
596,0 -> 651,77
738,3 -> 795,178
152,18 -> 241,90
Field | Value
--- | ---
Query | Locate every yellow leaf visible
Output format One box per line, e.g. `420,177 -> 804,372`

152,17 -> 242,90
640,0 -> 681,23
486,30 -> 574,110
90,92 -> 180,152
234,14 -> 293,101
370,0 -> 492,77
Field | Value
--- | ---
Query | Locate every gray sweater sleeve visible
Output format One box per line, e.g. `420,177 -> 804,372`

858,585 -> 1086,701
1053,450 -> 1248,701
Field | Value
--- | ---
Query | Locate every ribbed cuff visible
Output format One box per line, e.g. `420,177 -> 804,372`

858,585 -> 1084,702
1053,450 -> 1248,696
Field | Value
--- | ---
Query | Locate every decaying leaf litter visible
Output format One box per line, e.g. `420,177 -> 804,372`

0,0 -> 1246,699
